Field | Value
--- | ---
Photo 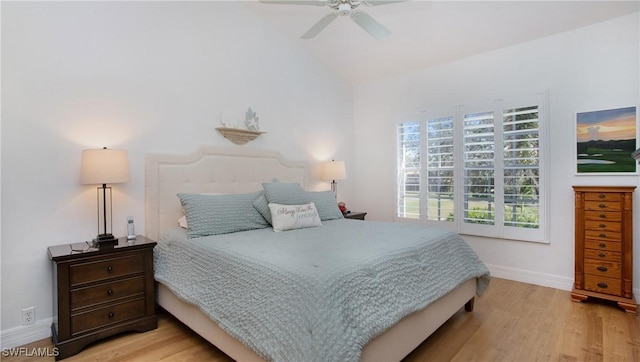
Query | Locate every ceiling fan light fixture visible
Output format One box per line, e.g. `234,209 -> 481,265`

338,3 -> 351,16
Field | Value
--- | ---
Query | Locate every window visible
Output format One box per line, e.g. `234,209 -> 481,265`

396,93 -> 547,242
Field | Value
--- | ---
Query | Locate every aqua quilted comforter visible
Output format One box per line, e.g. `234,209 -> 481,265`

154,219 -> 490,361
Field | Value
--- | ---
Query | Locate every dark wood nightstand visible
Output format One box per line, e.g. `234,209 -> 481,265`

344,211 -> 367,220
48,236 -> 157,360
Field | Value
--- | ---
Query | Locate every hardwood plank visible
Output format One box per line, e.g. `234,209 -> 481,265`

4,278 -> 640,362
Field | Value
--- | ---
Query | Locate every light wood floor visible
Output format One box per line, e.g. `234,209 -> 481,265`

5,278 -> 640,362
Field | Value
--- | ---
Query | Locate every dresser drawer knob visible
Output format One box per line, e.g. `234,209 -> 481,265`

598,204 -> 606,208
108,312 -> 114,318
597,282 -> 608,289
598,194 -> 606,199
599,243 -> 606,248
597,266 -> 608,272
107,289 -> 113,296
107,266 -> 113,273
599,214 -> 607,219
598,253 -> 606,258
599,224 -> 606,228
599,233 -> 606,238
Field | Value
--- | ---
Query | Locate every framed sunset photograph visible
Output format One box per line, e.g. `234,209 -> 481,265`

576,106 -> 638,174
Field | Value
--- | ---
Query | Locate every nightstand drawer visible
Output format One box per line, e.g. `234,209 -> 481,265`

584,275 -> 622,296
71,276 -> 145,311
70,254 -> 144,286
584,259 -> 621,279
71,298 -> 145,335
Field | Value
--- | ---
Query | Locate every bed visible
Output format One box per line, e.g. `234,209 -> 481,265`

145,146 -> 490,362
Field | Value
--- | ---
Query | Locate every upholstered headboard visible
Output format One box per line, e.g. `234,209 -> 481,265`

145,146 -> 308,241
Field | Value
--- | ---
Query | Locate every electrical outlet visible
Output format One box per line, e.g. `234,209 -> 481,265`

22,307 -> 35,325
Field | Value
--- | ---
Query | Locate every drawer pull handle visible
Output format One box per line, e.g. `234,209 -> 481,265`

597,282 -> 608,289
108,312 -> 114,318
599,224 -> 606,228
107,289 -> 113,296
599,214 -> 607,219
598,194 -> 606,199
598,204 -> 606,208
597,266 -> 608,272
599,233 -> 606,238
107,266 -> 113,273
599,243 -> 606,248
599,253 -> 606,258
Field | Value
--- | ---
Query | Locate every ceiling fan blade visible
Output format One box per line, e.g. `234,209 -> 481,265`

301,12 -> 338,39
259,0 -> 327,5
350,11 -> 391,39
361,0 -> 407,6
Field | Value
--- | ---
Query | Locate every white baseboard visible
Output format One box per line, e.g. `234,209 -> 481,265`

486,263 -> 640,300
486,263 -> 575,291
0,318 -> 52,350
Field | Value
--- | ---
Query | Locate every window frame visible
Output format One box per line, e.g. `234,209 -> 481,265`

396,92 -> 549,243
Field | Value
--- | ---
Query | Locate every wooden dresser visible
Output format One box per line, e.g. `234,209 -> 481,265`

571,186 -> 636,313
48,236 -> 157,360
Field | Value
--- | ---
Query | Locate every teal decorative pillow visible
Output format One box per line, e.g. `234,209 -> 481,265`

253,194 -> 272,224
177,192 -> 269,238
261,182 -> 310,205
269,202 -> 322,232
307,190 -> 344,221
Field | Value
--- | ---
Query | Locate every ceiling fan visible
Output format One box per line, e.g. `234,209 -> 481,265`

259,0 -> 403,40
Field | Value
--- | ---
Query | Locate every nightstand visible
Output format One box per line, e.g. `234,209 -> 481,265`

48,236 -> 157,360
344,211 -> 367,220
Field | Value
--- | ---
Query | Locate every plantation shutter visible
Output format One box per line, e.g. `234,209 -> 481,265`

397,121 -> 421,219
425,116 -> 455,221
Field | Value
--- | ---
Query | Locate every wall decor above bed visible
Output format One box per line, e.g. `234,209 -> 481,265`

217,107 -> 265,145
216,126 -> 266,145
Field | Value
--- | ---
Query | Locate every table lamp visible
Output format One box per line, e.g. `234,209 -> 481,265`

322,159 -> 346,199
80,147 -> 130,246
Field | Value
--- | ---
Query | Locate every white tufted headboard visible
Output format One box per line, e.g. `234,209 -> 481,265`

145,146 -> 308,241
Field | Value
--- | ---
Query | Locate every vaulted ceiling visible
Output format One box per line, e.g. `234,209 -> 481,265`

243,1 -> 640,85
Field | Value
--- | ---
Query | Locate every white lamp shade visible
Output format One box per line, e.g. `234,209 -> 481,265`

322,160 -> 347,181
80,148 -> 131,185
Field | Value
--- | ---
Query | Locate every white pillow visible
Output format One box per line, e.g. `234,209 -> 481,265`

268,202 -> 322,232
178,215 -> 188,229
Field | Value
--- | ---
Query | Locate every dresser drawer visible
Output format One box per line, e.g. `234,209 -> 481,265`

71,298 -> 145,335
584,192 -> 622,202
584,201 -> 622,212
71,276 -> 145,311
584,259 -> 621,279
70,254 -> 144,286
585,229 -> 622,242
584,275 -> 622,296
584,220 -> 622,233
584,210 -> 622,222
584,239 -> 622,252
584,249 -> 621,262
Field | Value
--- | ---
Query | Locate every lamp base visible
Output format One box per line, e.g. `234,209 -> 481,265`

93,234 -> 119,247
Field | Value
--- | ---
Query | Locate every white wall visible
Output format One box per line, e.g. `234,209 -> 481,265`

0,1 -> 354,346
353,13 -> 640,290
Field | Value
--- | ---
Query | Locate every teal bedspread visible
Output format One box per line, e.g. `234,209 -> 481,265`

154,220 -> 490,361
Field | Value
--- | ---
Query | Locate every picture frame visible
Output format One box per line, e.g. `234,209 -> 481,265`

575,106 -> 638,175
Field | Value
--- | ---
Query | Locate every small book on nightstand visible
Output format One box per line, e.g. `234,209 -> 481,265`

344,211 -> 367,220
